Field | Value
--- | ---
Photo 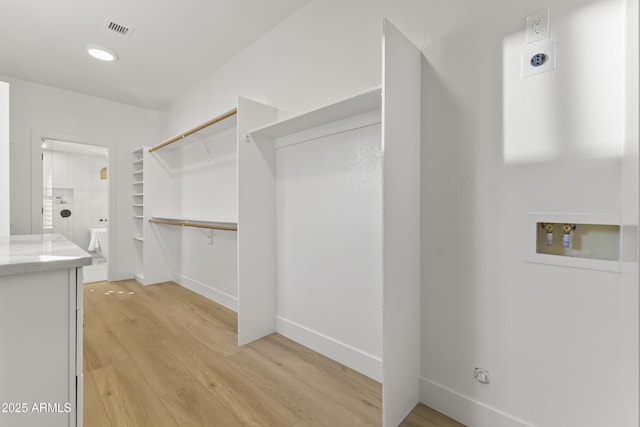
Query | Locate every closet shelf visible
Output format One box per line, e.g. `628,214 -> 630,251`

249,86 -> 381,138
132,159 -> 143,165
133,216 -> 143,219
133,204 -> 144,207
133,180 -> 144,185
149,108 -> 237,153
132,193 -> 144,197
133,170 -> 144,175
149,216 -> 238,231
133,236 -> 144,242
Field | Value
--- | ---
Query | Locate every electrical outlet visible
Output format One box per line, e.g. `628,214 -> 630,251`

521,41 -> 557,78
526,9 -> 550,43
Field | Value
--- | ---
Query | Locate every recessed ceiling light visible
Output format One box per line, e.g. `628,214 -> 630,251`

87,45 -> 118,62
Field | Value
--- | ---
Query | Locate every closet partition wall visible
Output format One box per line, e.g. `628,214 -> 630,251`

240,20 -> 421,427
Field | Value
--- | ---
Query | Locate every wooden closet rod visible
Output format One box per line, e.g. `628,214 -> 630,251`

148,108 -> 238,153
149,218 -> 238,231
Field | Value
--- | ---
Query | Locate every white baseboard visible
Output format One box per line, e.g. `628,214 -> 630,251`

174,273 -> 238,312
419,377 -> 530,427
112,268 -> 134,282
276,316 -> 382,382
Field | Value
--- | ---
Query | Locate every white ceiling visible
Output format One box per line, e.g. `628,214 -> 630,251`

0,0 -> 311,109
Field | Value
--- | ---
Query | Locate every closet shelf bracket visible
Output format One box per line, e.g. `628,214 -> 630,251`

197,227 -> 214,245
194,135 -> 213,162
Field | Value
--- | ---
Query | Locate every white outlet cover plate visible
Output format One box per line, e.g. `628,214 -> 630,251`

521,41 -> 557,78
526,9 -> 550,43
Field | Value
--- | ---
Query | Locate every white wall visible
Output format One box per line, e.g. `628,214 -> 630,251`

160,0 -> 638,425
0,81 -> 8,236
5,75 -> 159,280
143,124 -> 239,308
175,128 -> 239,308
275,121 -> 383,371
420,1 -> 637,426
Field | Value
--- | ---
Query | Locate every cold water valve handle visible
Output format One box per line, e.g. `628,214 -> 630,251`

562,224 -> 577,248
542,223 -> 554,246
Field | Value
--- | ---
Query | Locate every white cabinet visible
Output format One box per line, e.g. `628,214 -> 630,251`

0,235 -> 89,427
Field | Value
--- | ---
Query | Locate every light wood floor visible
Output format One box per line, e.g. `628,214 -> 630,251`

83,279 -> 464,427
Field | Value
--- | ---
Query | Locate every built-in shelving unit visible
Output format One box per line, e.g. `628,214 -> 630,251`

132,147 -> 145,282
129,20 -> 419,426
240,19 -> 420,427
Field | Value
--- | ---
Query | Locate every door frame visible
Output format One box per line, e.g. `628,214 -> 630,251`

31,130 -> 116,282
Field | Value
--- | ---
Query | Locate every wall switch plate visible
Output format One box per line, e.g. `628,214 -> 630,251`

521,41 -> 557,78
526,9 -> 550,43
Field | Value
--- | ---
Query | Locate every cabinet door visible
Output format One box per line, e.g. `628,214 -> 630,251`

0,269 -> 75,427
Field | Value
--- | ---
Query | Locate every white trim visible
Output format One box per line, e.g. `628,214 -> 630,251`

419,377 -> 531,427
174,272 -> 238,312
31,131 -> 115,283
276,315 -> 382,382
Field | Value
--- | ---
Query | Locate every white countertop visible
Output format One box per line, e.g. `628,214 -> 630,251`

0,234 -> 92,276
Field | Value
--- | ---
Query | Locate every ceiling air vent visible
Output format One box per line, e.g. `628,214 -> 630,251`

106,21 -> 134,38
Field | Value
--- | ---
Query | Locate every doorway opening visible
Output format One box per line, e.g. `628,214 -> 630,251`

41,138 -> 110,283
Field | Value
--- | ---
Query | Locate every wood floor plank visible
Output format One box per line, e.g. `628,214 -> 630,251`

92,359 -> 179,427
83,372 -> 112,427
165,303 -> 240,357
269,333 -> 381,402
83,304 -> 129,372
117,291 -> 185,338
184,295 -> 238,332
83,280 -> 458,427
103,280 -> 151,301
109,318 -> 193,397
162,333 -> 300,427
244,334 -> 381,424
160,381 -> 245,427
399,404 -> 466,427
128,280 -> 187,307
227,346 -> 373,426
84,282 -> 138,324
